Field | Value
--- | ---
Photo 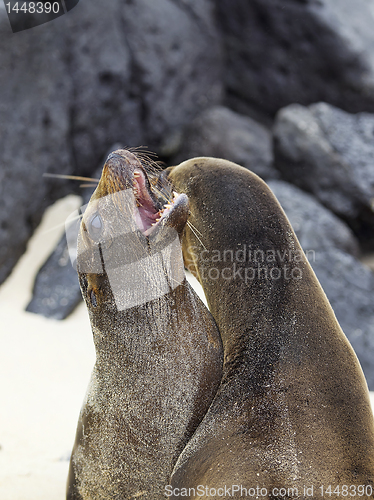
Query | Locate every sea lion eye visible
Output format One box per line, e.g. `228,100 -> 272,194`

89,213 -> 103,238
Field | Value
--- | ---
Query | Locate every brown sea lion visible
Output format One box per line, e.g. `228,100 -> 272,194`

66,150 -> 223,500
166,157 -> 374,499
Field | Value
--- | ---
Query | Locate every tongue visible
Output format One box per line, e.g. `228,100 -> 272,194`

135,205 -> 159,233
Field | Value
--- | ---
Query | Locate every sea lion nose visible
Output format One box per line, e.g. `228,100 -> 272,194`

106,151 -> 125,163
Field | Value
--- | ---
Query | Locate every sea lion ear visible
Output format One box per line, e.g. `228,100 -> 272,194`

163,166 -> 174,176
151,167 -> 175,205
156,166 -> 174,194
148,193 -> 190,246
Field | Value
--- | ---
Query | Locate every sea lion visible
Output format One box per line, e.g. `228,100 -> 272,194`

66,150 -> 223,500
166,158 -> 374,499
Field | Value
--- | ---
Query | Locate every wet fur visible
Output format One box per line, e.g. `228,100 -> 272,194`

66,151 -> 223,499
167,157 -> 374,499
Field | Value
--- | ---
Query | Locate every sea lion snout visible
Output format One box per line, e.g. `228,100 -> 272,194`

76,149 -> 191,312
89,148 -> 189,238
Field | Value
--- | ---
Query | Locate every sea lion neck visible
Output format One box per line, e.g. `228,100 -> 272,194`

168,158 -> 333,392
79,271 -> 191,359
169,158 -> 303,347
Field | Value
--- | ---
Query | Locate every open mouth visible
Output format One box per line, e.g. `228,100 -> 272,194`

132,168 -> 184,236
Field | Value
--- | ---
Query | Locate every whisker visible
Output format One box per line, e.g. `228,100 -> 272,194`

41,212 -> 83,235
187,221 -> 207,251
128,147 -> 164,174
128,146 -> 158,158
188,221 -> 204,237
43,173 -> 100,182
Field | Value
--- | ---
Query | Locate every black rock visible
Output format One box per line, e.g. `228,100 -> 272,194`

268,180 -> 360,257
25,181 -> 97,320
312,249 -> 374,390
268,180 -> 374,390
273,102 -> 374,246
0,0 -> 223,284
25,145 -> 121,320
175,106 -> 278,180
121,0 -> 223,154
215,0 -> 374,119
63,0 -> 145,177
26,235 -> 82,320
0,13 -> 72,284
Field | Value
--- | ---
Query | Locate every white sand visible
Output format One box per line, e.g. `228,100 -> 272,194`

0,196 -> 373,500
0,196 -> 95,500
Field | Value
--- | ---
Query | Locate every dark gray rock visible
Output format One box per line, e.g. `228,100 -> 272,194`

268,180 -> 360,257
311,249 -> 374,390
25,182 -> 94,320
268,179 -> 374,390
63,0 -> 144,176
26,234 -> 82,320
0,13 -> 72,284
25,144 -> 123,320
66,0 -> 223,170
0,0 -> 223,284
175,106 -> 278,180
273,102 -> 374,245
121,0 -> 223,153
215,0 -> 374,119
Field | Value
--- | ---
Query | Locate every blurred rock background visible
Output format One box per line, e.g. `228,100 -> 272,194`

1,0 -> 374,386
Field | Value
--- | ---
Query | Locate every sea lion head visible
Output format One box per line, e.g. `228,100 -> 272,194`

167,157 -> 304,346
83,148 -> 189,242
76,149 -> 189,315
